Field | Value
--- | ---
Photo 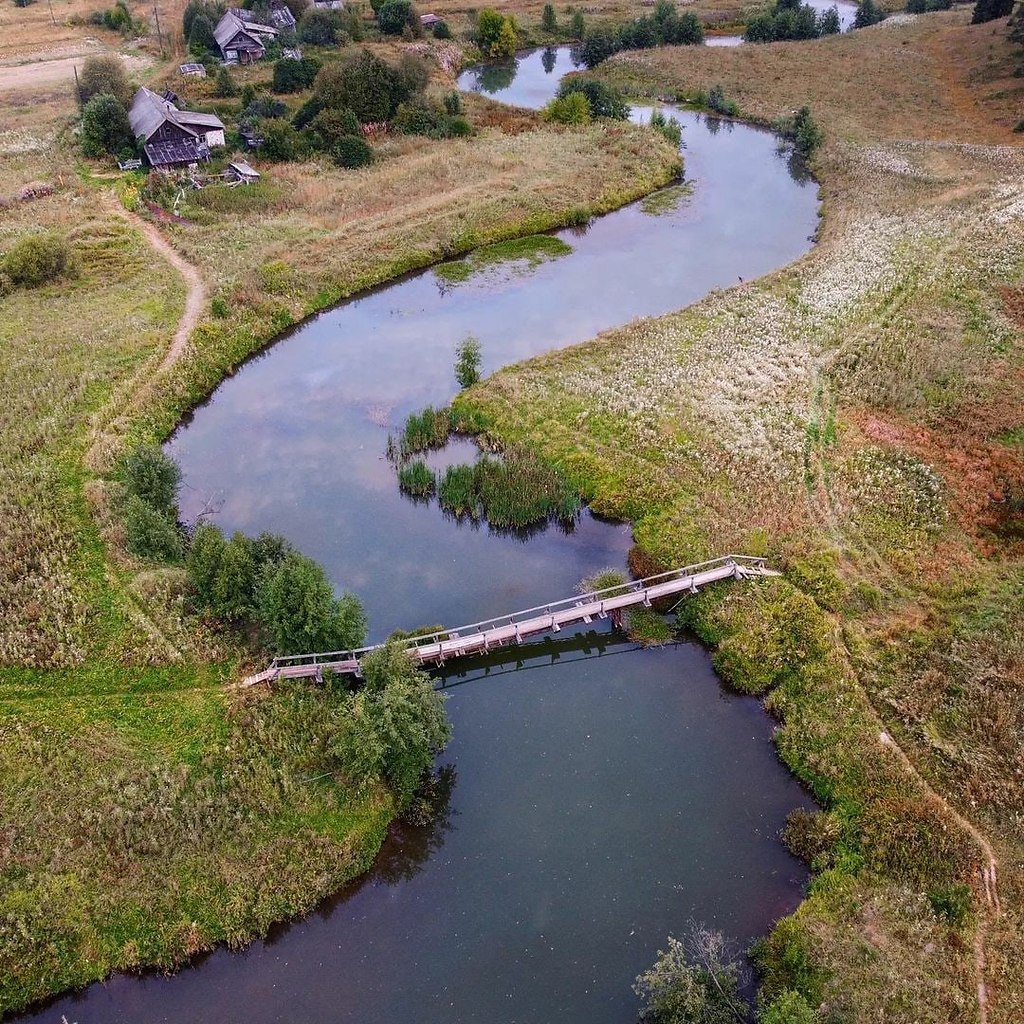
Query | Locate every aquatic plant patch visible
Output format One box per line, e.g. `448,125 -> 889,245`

433,234 -> 573,285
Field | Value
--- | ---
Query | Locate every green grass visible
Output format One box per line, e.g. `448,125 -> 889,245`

434,234 -> 574,284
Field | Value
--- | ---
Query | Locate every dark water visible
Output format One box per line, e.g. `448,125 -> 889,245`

16,48 -> 818,1024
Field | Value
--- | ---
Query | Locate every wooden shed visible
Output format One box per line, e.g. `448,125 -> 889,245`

226,160 -> 261,185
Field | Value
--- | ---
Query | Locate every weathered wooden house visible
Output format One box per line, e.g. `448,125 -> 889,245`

214,9 -> 278,63
128,87 -> 226,168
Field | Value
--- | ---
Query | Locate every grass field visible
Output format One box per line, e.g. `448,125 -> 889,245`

454,9 -> 1024,1022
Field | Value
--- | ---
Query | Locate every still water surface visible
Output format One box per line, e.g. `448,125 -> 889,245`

19,48 -> 818,1024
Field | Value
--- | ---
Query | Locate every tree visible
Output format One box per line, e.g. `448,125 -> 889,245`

634,923 -> 751,1024
188,14 -> 217,56
272,55 -> 322,93
123,444 -> 180,519
972,0 -> 1014,20
478,8 -> 517,55
123,495 -> 183,560
214,65 -> 238,97
541,2 -> 557,31
256,550 -> 366,654
454,335 -> 482,387
853,0 -> 884,26
557,77 -> 629,119
78,54 -> 132,106
790,106 -> 823,156
817,5 -> 840,33
78,92 -> 133,156
570,9 -> 585,37
182,0 -> 223,39
186,522 -> 227,610
579,25 -> 618,68
759,990 -> 816,1024
342,642 -> 451,807
334,134 -> 375,167
315,49 -> 411,122
378,0 -> 414,34
260,118 -> 306,160
298,6 -> 343,43
211,532 -> 257,623
310,106 -> 361,147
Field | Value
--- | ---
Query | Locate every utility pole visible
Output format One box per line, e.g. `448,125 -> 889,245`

73,64 -> 82,108
46,0 -> 55,26
153,0 -> 165,55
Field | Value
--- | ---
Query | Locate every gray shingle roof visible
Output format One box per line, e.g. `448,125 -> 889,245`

128,87 -> 225,145
215,9 -> 278,49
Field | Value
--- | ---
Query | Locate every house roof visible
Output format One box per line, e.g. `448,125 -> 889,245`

144,137 -> 209,167
214,10 -> 278,50
229,160 -> 260,178
128,87 -> 225,144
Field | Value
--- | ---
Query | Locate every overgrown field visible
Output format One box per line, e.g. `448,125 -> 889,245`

0,32 -> 680,1007
456,12 -> 1024,1023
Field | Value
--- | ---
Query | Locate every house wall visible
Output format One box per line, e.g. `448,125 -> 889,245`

204,129 -> 226,148
152,122 -> 194,145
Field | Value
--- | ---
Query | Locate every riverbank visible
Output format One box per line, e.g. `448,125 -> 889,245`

0,54 -> 680,1016
457,12 -> 1024,1022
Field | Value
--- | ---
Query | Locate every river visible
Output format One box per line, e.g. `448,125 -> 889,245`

19,47 -> 819,1024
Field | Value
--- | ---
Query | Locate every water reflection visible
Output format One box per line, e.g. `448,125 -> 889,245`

469,57 -> 520,94
541,45 -> 557,74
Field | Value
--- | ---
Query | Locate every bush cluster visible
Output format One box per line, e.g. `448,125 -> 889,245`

272,56 -> 323,93
576,1 -> 703,69
80,92 -> 135,158
971,0 -> 1013,21
905,0 -> 951,10
119,445 -> 184,560
745,0 -> 841,42
477,8 -> 518,57
1,232 -> 74,293
77,54 -> 133,105
853,0 -> 885,26
88,0 -> 137,34
392,98 -> 471,138
556,77 -> 629,119
188,523 -> 367,654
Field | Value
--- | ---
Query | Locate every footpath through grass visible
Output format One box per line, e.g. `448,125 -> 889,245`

456,12 -> 1024,1023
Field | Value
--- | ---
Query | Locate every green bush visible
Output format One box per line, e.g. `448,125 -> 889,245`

579,4 -> 702,68
927,883 -> 973,926
2,232 -> 74,288
853,0 -> 884,26
214,66 -> 238,98
123,495 -> 183,560
556,77 -> 628,119
257,550 -> 367,654
188,13 -> 217,55
706,84 -> 739,117
260,118 -> 306,161
123,444 -> 181,518
272,56 -> 323,93
182,0 -> 224,40
333,134 -> 375,167
541,2 -> 556,31
790,106 -> 824,156
432,18 -> 451,37
649,109 -> 681,146
78,54 -> 132,105
477,8 -> 517,56
378,0 -> 415,34
298,6 -> 344,43
315,49 -> 413,123
310,106 -> 361,146
80,93 -> 134,157
543,91 -> 591,124
971,0 -> 1012,22
759,989 -> 817,1024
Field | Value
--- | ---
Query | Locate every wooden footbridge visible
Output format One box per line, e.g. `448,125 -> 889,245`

240,554 -> 778,687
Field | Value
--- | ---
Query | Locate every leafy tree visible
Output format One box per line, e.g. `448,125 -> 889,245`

397,51 -> 431,94
342,642 -> 450,807
334,134 -> 375,167
634,924 -> 750,1024
123,495 -> 183,560
272,55 -> 323,92
315,49 -> 412,122
579,25 -> 618,68
186,522 -> 227,610
853,0 -> 884,26
260,118 -> 306,160
759,989 -> 816,1024
478,8 -> 517,55
80,93 -> 134,157
214,65 -> 238,97
310,106 -> 361,146
2,233 -> 73,288
972,0 -> 1014,20
454,335 -> 482,387
791,106 -> 823,156
298,6 -> 343,43
78,54 -> 132,105
257,550 -> 366,654
188,14 -> 217,56
211,532 -> 257,623
570,8 -> 585,37
706,83 -> 738,116
378,0 -> 414,34
541,2 -> 557,31
557,76 -> 628,118
182,0 -> 223,39
123,444 -> 180,518
817,5 -> 840,33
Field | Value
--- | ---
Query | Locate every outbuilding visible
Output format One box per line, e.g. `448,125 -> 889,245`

226,160 -> 261,185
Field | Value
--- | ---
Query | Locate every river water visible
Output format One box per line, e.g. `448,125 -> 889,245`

20,48 -> 819,1024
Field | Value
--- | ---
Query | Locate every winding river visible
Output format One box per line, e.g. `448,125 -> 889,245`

22,48 -> 819,1024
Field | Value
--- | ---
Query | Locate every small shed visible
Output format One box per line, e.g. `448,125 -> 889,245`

226,160 -> 261,185
420,12 -> 440,25
179,63 -> 207,77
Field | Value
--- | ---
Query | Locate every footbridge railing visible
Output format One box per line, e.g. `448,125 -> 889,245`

239,554 -> 778,687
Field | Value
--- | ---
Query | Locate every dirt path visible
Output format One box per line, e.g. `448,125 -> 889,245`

0,51 -> 151,92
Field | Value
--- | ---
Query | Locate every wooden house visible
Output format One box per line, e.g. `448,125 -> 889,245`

128,87 -> 226,168
214,9 -> 278,63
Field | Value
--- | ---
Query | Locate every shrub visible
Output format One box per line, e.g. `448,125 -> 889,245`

78,54 -> 132,105
543,91 -> 591,124
649,109 -> 681,146
580,6 -> 701,67
477,8 -> 517,56
578,25 -> 618,68
570,8 -> 585,37
123,495 -> 183,560
706,84 -> 739,116
182,0 -> 223,40
790,106 -> 823,157
315,49 -> 412,123
186,522 -> 227,610
378,0 -> 415,34
392,98 -> 470,137
454,335 -> 482,388
298,6 -> 343,43
443,90 -> 462,115
188,13 -> 217,55
927,883 -> 973,926
556,76 -> 628,118
853,0 -> 884,26
2,232 -> 73,288
432,18 -> 451,37
257,550 -> 366,654
80,93 -> 134,157
541,2 -> 556,31
760,989 -> 817,1024
398,459 -> 436,497
818,5 -> 840,32
344,642 -> 451,808
333,133 -> 375,167
310,106 -> 361,145
214,66 -> 238,97
123,444 -> 181,517
260,118 -> 305,161
971,0 -> 1013,21
240,94 -> 289,123
272,56 -> 322,93
744,1 -> 826,42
